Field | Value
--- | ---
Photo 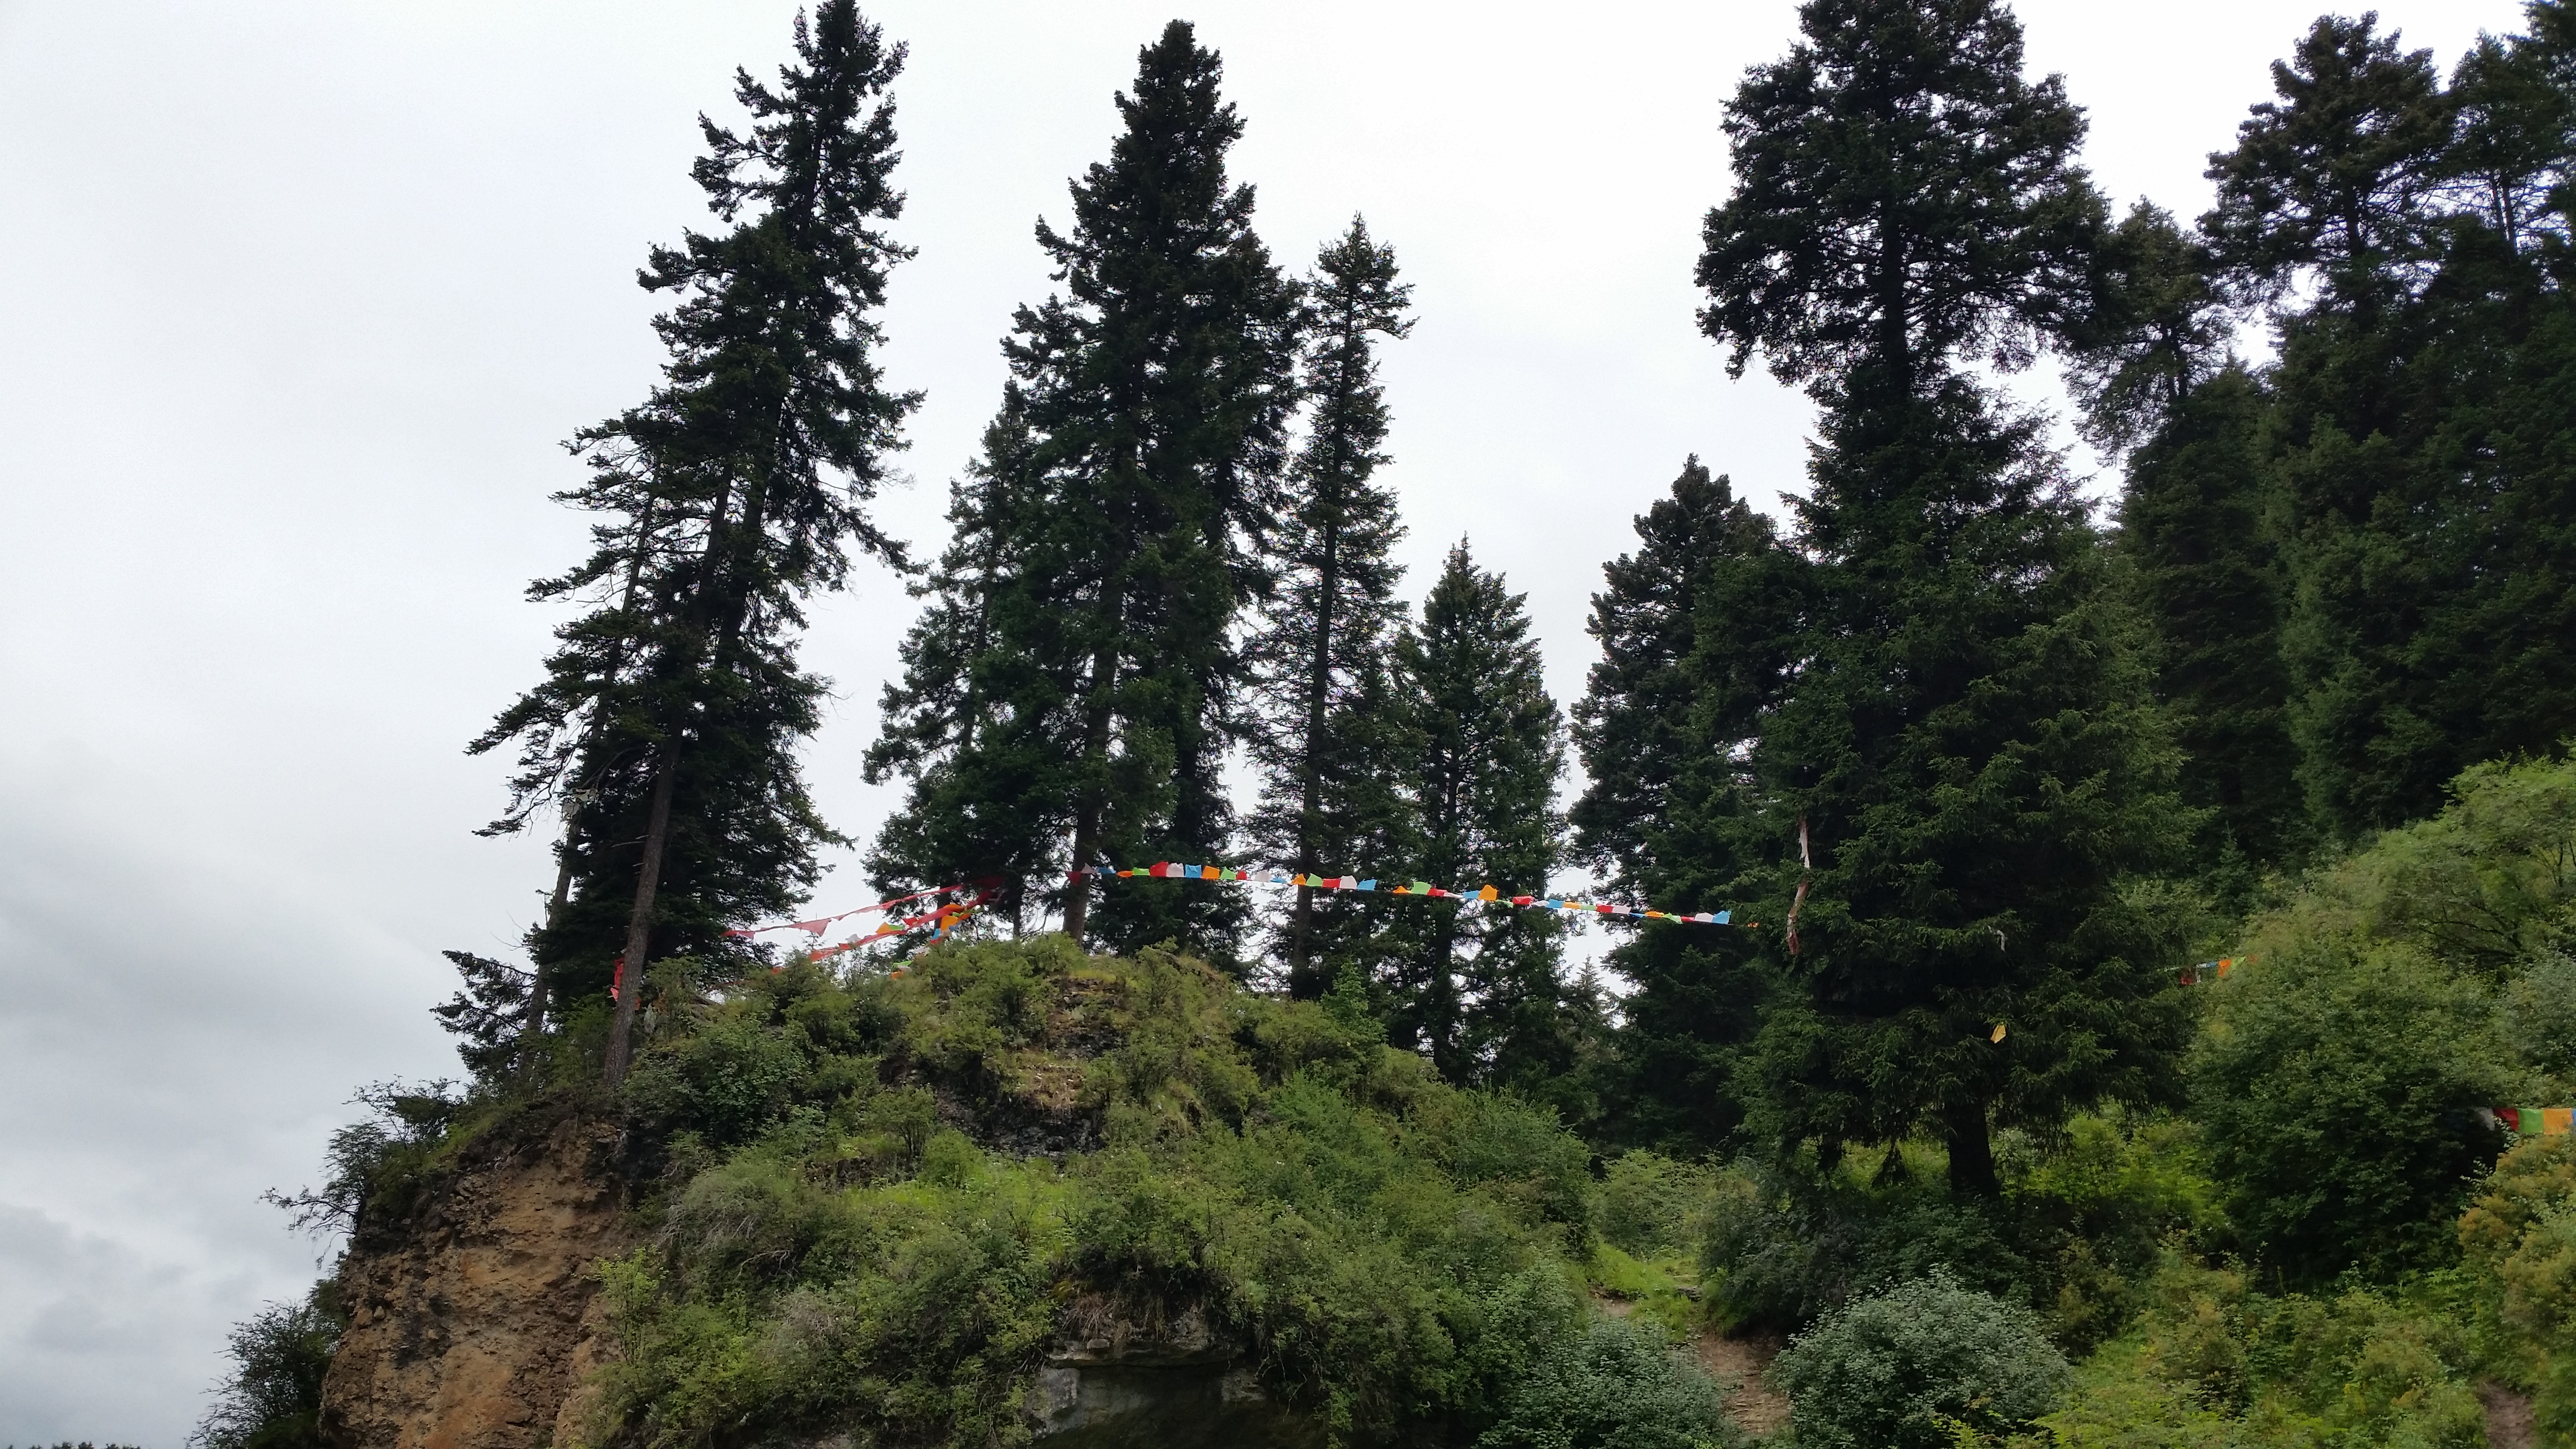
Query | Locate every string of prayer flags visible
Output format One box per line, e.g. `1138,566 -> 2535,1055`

1070,863 -> 1733,927
724,879 -> 1000,942
2179,954 -> 2254,986
2496,1107 -> 2576,1138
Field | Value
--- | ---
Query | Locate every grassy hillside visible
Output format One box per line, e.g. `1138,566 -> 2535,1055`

563,939 -> 1729,1448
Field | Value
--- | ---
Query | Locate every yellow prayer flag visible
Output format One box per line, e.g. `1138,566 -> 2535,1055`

1990,1023 -> 2008,1043
2547,1108 -> 2574,1136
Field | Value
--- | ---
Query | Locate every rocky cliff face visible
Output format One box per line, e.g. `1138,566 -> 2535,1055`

319,1108 -> 634,1449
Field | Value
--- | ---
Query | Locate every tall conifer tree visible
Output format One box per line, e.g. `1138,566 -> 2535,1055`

2201,11 -> 2576,843
866,22 -> 1300,964
1571,458 -> 1781,903
1572,459 -> 1794,1147
1385,544 -> 1570,1086
2114,367 -> 2301,881
864,389 -> 1063,931
471,2 -> 916,1084
2061,204 -> 2302,879
1248,217 -> 1415,996
1692,0 -> 2190,1193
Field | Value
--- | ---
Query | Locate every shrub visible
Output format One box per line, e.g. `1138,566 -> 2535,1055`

261,1081 -> 469,1233
624,1011 -> 809,1147
2462,1134 -> 2576,1441
2191,934 -> 2521,1282
1477,1316 -> 1737,1449
2043,1252 -> 2487,1449
1768,1269 -> 2069,1449
1597,1151 -> 1718,1262
2188,755 -> 2576,1284
189,1281 -> 344,1449
2004,1109 -> 2232,1350
1699,1159 -> 2028,1331
589,938 -> 1621,1448
2506,950 -> 2576,1091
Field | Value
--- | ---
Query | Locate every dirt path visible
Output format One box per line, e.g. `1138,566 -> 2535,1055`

1693,1328 -> 1790,1437
2480,1381 -> 2537,1449
1590,1293 -> 1789,1437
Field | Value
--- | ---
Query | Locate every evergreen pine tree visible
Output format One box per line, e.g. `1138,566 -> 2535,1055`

1247,216 -> 1415,997
2060,202 -> 2301,881
869,22 -> 1300,965
1572,458 -> 1796,1148
1693,0 -> 2191,1194
469,1 -> 917,1084
1571,457 -> 1781,903
1385,543 -> 1570,1087
2114,366 -> 2302,880
2064,202 -> 2231,454
2207,11 -> 2576,841
864,388 -> 1064,931
2203,14 -> 2450,317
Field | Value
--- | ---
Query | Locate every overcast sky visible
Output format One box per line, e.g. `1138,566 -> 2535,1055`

0,0 -> 2528,1439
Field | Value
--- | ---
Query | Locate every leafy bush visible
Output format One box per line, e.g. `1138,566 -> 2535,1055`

2193,924 -> 2524,1283
2461,1133 -> 2576,1442
2189,756 -> 2576,1284
189,1280 -> 344,1449
623,1008 -> 812,1147
2042,1252 -> 2487,1448
262,1081 -> 470,1234
1476,1316 -> 1737,1449
586,938 -> 1629,1448
2298,755 -> 2576,978
2004,1110 -> 2232,1350
1769,1268 -> 2069,1449
1698,1157 -> 2029,1331
2506,950 -> 2576,1092
1597,1151 -> 1719,1263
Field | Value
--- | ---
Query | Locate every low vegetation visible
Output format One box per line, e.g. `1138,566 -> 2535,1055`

573,939 -> 1729,1448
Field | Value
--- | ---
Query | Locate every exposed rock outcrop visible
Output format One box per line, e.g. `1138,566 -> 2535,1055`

1028,1294 -> 1321,1448
319,1108 -> 634,1449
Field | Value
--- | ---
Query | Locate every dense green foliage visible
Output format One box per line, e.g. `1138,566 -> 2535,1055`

866,21 -> 1301,964
1572,462 -> 1788,1152
188,1282 -> 344,1449
1380,545 -> 1578,1091
2193,755 -> 2576,1283
2112,366 -> 2302,888
324,2 -> 2576,1444
2104,4 -> 2576,858
2042,1254 -> 2494,1448
1770,1269 -> 2070,1449
1630,0 -> 2196,1195
1474,1317 -> 1733,1449
566,939 -> 1735,1449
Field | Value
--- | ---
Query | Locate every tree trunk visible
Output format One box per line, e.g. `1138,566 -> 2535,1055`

1943,1098 -> 2000,1197
515,850 -> 574,1080
1289,520 -> 1340,997
603,755 -> 678,1088
1059,636 -> 1122,942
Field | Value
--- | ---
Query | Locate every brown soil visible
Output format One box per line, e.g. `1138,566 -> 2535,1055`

1590,1292 -> 1789,1437
2480,1380 -> 2538,1449
1694,1328 -> 1791,1438
318,1108 -> 634,1449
